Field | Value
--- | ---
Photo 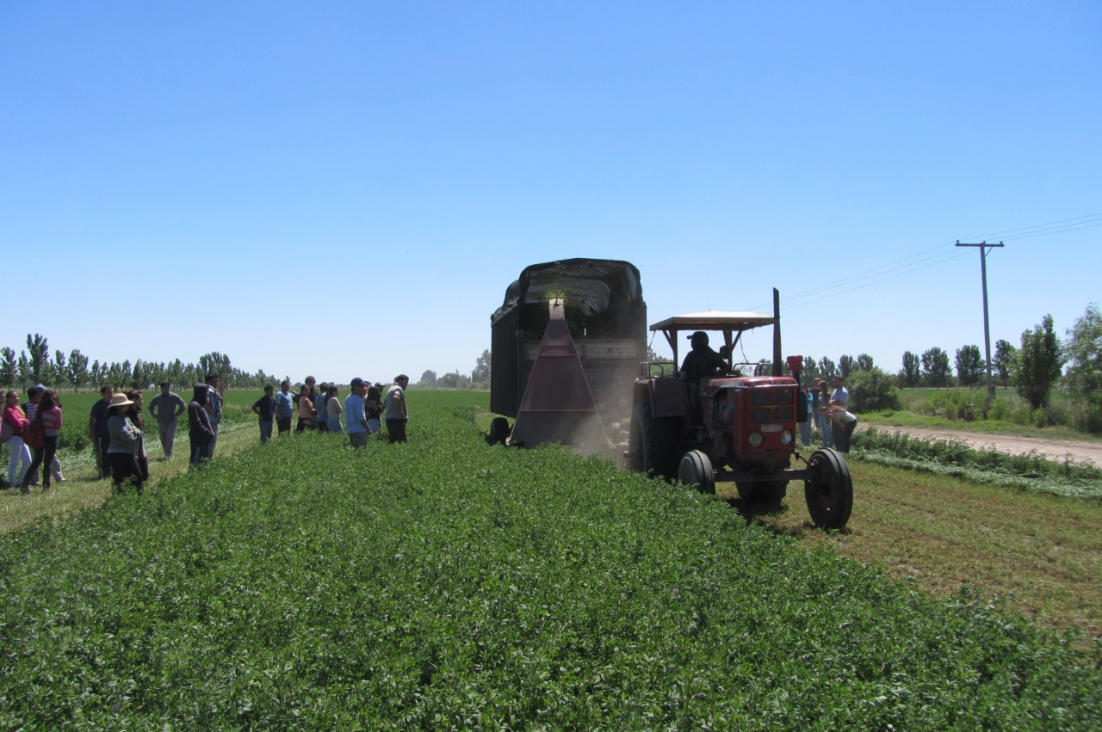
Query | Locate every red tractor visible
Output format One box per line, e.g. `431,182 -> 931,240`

627,290 -> 853,529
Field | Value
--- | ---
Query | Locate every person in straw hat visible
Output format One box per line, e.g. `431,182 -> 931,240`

106,392 -> 145,494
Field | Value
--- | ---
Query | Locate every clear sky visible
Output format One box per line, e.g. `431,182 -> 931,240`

2,1 -> 1099,386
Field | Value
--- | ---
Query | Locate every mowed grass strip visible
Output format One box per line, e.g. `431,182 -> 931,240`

1,391 -> 1100,729
747,459 -> 1102,640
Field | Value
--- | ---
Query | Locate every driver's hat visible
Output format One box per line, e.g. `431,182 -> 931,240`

687,331 -> 709,347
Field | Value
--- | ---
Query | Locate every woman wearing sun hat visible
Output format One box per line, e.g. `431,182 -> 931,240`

106,393 -> 144,494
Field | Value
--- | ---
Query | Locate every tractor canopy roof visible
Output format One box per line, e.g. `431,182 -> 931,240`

649,310 -> 775,334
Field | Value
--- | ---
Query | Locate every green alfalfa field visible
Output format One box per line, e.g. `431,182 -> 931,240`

2,390 -> 1101,729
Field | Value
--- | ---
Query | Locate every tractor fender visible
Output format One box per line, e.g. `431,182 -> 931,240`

634,378 -> 690,420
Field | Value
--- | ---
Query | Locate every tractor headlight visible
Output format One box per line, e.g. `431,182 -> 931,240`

748,432 -> 763,447
780,430 -> 793,445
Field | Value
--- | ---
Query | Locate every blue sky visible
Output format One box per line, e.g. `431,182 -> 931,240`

2,1 -> 1099,385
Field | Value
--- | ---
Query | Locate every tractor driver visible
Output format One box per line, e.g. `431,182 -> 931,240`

681,331 -> 730,381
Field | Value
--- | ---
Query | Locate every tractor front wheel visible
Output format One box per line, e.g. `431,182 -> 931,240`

678,450 -> 715,495
804,448 -> 854,529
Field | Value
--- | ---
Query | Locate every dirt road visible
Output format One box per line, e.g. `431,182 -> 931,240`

862,424 -> 1102,467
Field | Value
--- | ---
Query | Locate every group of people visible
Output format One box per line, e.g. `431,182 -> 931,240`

3,370 -> 412,498
86,374 -> 227,488
801,374 -> 858,453
3,386 -> 65,493
249,374 -> 410,449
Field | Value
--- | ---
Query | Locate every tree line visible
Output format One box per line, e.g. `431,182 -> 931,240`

0,334 -> 283,391
793,305 -> 1100,432
417,350 -> 492,390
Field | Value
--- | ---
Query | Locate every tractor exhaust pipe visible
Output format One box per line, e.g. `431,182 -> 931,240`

772,288 -> 782,377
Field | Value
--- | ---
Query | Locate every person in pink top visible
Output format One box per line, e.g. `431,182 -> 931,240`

21,389 -> 62,493
2,390 -> 32,489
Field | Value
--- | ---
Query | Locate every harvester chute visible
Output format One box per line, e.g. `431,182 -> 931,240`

507,298 -> 608,453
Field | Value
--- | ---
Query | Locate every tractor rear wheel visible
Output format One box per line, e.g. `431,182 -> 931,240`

735,479 -> 788,505
804,448 -> 853,529
678,450 -> 715,495
629,400 -> 679,479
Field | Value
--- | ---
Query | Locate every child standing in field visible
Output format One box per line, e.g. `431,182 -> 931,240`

252,385 -> 276,443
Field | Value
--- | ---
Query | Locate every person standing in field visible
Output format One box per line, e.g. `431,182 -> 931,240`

188,383 -> 215,467
148,382 -> 186,460
2,390 -> 32,489
799,384 -> 813,447
296,383 -> 317,431
817,380 -> 834,448
829,375 -> 857,453
106,393 -> 144,494
344,377 -> 370,448
366,382 -> 384,435
324,384 -> 344,433
274,380 -> 294,436
251,385 -> 276,443
205,373 -> 223,457
22,386 -> 65,484
384,374 -> 410,443
125,390 -> 150,484
89,385 -> 114,479
20,389 -> 62,493
315,382 -> 329,432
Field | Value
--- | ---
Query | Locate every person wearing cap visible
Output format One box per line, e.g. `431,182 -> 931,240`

148,382 -> 186,460
105,393 -> 144,494
345,378 -> 370,448
274,380 -> 295,436
384,374 -> 410,443
188,384 -> 216,467
680,331 -> 729,381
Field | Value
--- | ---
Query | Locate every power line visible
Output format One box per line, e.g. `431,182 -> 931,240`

743,211 -> 1099,312
962,212 -> 1102,241
1002,221 -> 1102,242
781,249 -> 971,310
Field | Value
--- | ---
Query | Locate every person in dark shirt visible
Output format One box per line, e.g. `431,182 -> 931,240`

680,331 -> 729,380
88,386 -> 114,479
252,385 -> 276,443
188,384 -> 215,468
366,383 -> 384,433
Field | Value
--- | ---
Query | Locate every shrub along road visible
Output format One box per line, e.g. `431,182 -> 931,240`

858,423 -> 1102,467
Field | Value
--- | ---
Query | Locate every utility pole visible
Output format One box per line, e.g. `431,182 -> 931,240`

955,240 -> 1004,405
